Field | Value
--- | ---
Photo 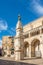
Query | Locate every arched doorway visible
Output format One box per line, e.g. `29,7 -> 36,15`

24,42 -> 29,57
31,39 -> 41,57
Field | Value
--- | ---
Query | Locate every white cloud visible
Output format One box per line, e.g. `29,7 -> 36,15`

32,0 -> 43,15
0,19 -> 8,32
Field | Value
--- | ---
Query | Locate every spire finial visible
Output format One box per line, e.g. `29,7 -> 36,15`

16,14 -> 22,29
18,14 -> 21,21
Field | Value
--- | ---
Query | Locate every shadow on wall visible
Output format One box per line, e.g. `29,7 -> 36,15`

0,59 -> 37,65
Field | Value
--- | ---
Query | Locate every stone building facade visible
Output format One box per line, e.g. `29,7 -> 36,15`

2,16 -> 43,60
2,36 -> 14,57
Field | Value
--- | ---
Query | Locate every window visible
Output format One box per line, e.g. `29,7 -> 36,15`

4,52 -> 6,55
10,48 -> 14,55
11,37 -> 14,43
11,51 -> 14,55
30,30 -> 40,37
36,30 -> 40,35
42,28 -> 43,33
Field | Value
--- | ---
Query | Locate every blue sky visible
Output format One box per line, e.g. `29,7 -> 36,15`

0,0 -> 43,47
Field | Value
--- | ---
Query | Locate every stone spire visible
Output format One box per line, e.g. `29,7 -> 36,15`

16,14 -> 23,37
16,14 -> 23,30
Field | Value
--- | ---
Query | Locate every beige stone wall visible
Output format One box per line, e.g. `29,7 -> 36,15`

2,36 -> 14,57
23,17 -> 43,32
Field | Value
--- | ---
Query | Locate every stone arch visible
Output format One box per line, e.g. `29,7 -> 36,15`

24,41 -> 29,57
31,39 -> 41,57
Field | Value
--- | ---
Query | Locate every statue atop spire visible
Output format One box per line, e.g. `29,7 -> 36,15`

16,14 -> 22,30
18,14 -> 21,21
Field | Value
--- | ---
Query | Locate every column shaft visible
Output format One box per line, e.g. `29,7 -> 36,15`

29,44 -> 31,58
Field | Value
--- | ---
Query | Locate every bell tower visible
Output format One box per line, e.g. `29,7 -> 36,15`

14,15 -> 24,60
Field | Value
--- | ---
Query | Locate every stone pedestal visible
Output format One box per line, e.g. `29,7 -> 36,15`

14,36 -> 24,60
14,49 -> 24,60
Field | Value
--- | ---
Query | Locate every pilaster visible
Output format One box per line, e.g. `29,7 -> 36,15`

29,44 -> 31,58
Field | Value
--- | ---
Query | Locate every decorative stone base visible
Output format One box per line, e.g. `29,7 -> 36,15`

14,51 -> 24,60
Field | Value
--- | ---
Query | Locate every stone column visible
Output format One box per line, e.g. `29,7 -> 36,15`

41,43 -> 43,58
40,42 -> 43,58
14,15 -> 24,60
29,44 -> 31,58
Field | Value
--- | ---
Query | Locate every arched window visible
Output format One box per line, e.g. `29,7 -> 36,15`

24,41 -> 29,57
31,39 -> 41,57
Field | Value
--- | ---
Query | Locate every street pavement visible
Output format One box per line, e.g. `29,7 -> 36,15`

0,59 -> 36,65
0,57 -> 43,65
